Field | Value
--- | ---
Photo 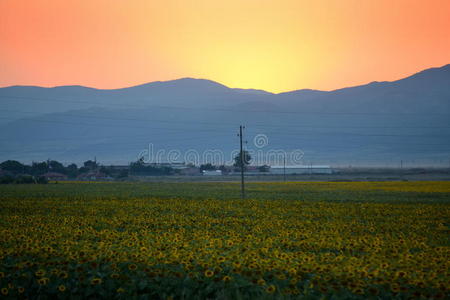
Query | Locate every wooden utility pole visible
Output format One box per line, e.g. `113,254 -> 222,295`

283,154 -> 286,182
239,125 -> 245,199
400,159 -> 404,180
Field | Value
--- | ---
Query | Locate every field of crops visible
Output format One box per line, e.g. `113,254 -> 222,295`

0,181 -> 449,299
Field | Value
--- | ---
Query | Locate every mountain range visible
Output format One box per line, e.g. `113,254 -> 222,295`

1,64 -> 449,166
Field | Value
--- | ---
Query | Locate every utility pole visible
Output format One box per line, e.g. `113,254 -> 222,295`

238,125 -> 245,199
400,159 -> 403,180
283,154 -> 286,182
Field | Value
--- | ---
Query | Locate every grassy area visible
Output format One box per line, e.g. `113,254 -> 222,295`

0,182 -> 449,299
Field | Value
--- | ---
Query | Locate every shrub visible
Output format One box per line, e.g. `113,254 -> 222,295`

0,175 -> 14,184
36,176 -> 49,184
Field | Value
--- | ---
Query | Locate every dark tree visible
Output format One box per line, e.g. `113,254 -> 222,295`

48,160 -> 66,174
0,160 -> 26,174
36,176 -> 49,184
258,165 -> 270,172
78,167 -> 89,174
200,163 -> 216,171
67,163 -> 78,171
31,162 -> 49,175
233,151 -> 251,168
67,163 -> 78,178
83,160 -> 98,170
130,160 -> 174,176
116,169 -> 128,179
100,166 -> 112,176
15,175 -> 34,184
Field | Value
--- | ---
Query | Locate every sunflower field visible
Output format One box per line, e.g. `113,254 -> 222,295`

0,181 -> 449,299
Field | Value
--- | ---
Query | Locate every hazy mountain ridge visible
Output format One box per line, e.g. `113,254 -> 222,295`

1,64 -> 449,165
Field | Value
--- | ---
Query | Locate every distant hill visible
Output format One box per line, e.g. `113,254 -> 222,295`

0,64 -> 449,166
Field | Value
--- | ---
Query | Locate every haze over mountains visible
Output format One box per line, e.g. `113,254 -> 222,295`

1,64 -> 449,166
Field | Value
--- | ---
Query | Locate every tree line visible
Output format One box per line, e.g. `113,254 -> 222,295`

0,151 -> 262,183
0,159 -> 119,183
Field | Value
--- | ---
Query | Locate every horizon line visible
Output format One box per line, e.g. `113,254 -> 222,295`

1,63 -> 448,95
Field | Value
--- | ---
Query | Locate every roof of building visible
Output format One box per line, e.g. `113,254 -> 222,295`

270,165 -> 331,169
77,171 -> 107,178
42,172 -> 67,177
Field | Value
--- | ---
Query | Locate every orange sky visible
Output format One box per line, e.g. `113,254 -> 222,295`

1,0 -> 449,93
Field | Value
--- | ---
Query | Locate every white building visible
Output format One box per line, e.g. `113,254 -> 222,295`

202,170 -> 223,176
270,165 -> 332,175
145,162 -> 188,169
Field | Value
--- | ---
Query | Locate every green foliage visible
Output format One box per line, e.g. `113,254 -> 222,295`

14,175 -> 34,184
200,163 -> 216,171
48,160 -> 66,174
0,182 -> 449,299
234,151 -> 251,168
130,160 -> 174,176
31,161 -> 48,175
36,176 -> 49,184
258,165 -> 270,172
0,160 -> 26,173
66,163 -> 78,178
83,160 -> 98,170
117,169 -> 129,179
0,175 -> 14,184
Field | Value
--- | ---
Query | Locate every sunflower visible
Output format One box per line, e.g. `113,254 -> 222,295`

18,287 -> 25,294
391,284 -> 400,293
395,270 -> 406,278
51,268 -> 59,275
204,270 -> 214,278
38,277 -> 49,285
128,264 -> 137,271
265,285 -> 276,294
117,288 -> 125,293
1,288 -> 8,296
91,278 -> 102,285
58,285 -> 66,292
288,268 -> 297,276
222,275 -> 231,282
257,278 -> 266,286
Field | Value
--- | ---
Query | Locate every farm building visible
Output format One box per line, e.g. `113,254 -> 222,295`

270,165 -> 332,175
77,171 -> 108,181
42,172 -> 68,181
202,170 -> 223,176
145,162 -> 188,169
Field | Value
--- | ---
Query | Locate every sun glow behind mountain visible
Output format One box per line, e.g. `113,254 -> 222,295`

1,0 -> 449,93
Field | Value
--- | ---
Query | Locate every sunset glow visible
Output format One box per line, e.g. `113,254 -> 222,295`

1,0 -> 449,93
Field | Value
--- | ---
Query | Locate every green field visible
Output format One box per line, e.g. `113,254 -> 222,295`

1,181 -> 449,299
